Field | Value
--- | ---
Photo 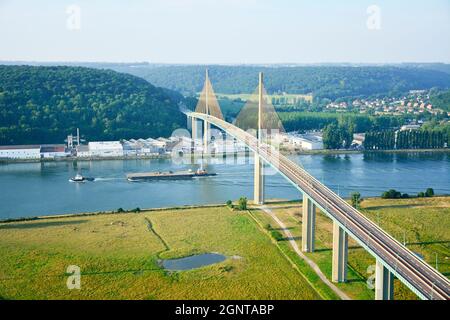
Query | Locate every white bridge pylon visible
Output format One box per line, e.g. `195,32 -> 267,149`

191,69 -> 224,154
186,71 -> 450,301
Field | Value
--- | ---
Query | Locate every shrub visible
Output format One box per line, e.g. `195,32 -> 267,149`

226,200 -> 233,208
425,188 -> 434,197
351,192 -> 363,209
133,207 -> 141,213
381,189 -> 401,199
238,197 -> 248,210
401,193 -> 409,199
220,265 -> 234,272
270,230 -> 284,241
117,208 -> 125,213
417,192 -> 425,198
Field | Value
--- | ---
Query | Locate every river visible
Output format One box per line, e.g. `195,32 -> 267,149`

0,152 -> 448,219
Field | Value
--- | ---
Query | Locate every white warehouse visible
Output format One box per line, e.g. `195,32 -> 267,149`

288,134 -> 323,150
0,145 -> 41,159
88,141 -> 124,157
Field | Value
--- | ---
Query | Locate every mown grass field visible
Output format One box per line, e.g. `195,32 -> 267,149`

250,196 -> 450,300
0,206 -> 322,300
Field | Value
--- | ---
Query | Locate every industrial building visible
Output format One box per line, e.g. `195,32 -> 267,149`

75,145 -> 90,158
287,133 -> 324,150
74,138 -> 172,158
0,145 -> 42,159
40,145 -> 69,158
122,138 -> 164,156
88,141 -> 124,157
0,145 -> 69,160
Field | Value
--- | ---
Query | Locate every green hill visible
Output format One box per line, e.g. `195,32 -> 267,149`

115,65 -> 450,100
430,89 -> 450,112
0,66 -> 186,145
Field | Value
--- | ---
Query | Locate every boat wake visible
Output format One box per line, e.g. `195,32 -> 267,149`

93,177 -> 123,182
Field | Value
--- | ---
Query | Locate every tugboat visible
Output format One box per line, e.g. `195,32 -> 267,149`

69,173 -> 94,182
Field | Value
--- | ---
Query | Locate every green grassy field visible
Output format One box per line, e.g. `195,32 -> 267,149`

0,206 -> 322,300
1,197 -> 447,300
250,196 -> 450,300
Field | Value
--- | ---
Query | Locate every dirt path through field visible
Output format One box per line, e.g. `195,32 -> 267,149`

259,205 -> 351,300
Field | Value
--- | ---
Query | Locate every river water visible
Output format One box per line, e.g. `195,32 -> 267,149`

0,152 -> 448,219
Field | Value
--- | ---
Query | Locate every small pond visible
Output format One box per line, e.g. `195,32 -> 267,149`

161,253 -> 226,271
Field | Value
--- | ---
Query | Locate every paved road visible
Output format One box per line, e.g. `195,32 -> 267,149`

190,112 -> 450,300
259,205 -> 351,300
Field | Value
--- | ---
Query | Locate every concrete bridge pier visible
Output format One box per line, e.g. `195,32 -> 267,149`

203,120 -> 210,153
301,194 -> 316,252
254,154 -> 264,205
190,116 -> 196,155
191,117 -> 199,141
332,221 -> 348,282
375,260 -> 394,300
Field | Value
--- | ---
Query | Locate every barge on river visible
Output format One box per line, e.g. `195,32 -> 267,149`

126,169 -> 216,181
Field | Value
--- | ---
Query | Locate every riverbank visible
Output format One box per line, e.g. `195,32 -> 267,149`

0,153 -> 171,164
0,151 -> 250,164
282,148 -> 450,156
2,195 -> 449,224
0,199 -> 303,223
0,202 -> 228,223
1,148 -> 449,164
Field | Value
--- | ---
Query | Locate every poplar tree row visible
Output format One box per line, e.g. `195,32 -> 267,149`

364,130 -> 446,150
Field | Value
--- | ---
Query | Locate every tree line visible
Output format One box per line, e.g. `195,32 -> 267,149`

363,131 -> 396,150
279,112 -> 404,133
381,188 -> 434,199
364,129 -> 447,150
322,123 -> 353,149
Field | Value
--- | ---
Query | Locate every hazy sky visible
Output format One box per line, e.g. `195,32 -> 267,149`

0,0 -> 449,64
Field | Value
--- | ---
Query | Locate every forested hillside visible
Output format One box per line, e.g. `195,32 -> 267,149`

0,66 -> 185,145
430,89 -> 450,112
115,65 -> 450,99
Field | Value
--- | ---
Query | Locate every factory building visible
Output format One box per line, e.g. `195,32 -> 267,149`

40,145 -> 69,158
0,145 -> 42,159
0,145 -> 69,160
88,141 -> 124,157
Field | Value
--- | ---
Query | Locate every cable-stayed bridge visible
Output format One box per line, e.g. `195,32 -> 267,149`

184,71 -> 450,300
